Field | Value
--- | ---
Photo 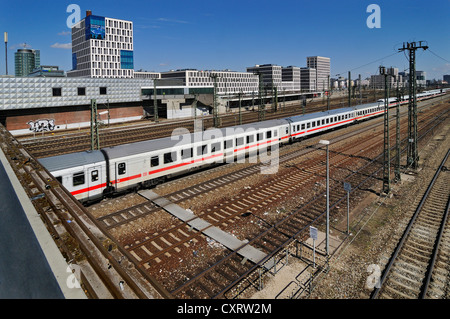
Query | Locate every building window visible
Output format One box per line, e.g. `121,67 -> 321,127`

99,87 -> 107,95
77,87 -> 86,96
52,88 -> 62,97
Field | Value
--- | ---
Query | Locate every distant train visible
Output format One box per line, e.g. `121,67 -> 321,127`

39,89 -> 446,203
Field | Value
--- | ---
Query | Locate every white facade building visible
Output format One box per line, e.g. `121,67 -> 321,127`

306,56 -> 330,91
68,11 -> 134,79
0,76 -> 152,110
160,69 -> 260,95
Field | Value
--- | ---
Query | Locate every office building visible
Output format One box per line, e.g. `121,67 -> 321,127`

160,69 -> 259,95
246,64 -> 282,90
300,67 -> 316,92
15,48 -> 40,77
67,10 -> 134,78
28,65 -> 65,77
281,66 -> 301,92
443,75 -> 450,83
306,56 -> 330,91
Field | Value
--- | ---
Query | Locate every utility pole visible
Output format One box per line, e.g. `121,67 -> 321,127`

327,75 -> 330,111
153,79 -> 159,123
348,71 -> 351,108
359,74 -> 362,105
211,73 -> 219,127
238,90 -> 242,125
257,73 -> 265,121
394,82 -> 401,182
380,66 -> 393,195
90,99 -> 99,150
398,41 -> 428,170
4,32 -> 7,75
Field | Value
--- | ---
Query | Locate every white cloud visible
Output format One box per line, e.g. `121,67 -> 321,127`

51,42 -> 72,49
58,31 -> 71,36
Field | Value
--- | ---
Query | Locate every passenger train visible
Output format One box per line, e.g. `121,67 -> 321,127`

39,89 -> 447,203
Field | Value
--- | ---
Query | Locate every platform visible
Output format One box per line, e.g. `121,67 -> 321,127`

0,147 -> 86,299
139,190 -> 275,270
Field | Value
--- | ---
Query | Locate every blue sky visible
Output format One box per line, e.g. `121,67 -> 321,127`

0,0 -> 449,79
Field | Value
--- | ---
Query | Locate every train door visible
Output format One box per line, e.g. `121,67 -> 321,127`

114,160 -> 128,191
87,166 -> 103,200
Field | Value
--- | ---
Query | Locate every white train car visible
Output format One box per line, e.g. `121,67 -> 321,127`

41,119 -> 290,202
39,150 -> 108,202
39,89 -> 446,203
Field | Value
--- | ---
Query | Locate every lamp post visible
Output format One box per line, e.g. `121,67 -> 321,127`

319,139 -> 330,256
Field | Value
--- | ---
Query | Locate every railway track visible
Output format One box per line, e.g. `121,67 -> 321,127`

19,96 -> 378,158
371,149 -> 450,299
80,96 -> 449,298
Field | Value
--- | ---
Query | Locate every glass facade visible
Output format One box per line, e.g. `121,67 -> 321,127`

14,49 -> 40,77
85,15 -> 105,40
142,88 -> 185,95
72,53 -> 77,70
189,87 -> 214,95
120,50 -> 134,69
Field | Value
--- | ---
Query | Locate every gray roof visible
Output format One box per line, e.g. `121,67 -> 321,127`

39,150 -> 105,172
286,102 -> 381,123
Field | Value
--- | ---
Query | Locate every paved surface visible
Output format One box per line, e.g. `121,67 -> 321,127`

0,149 -> 85,298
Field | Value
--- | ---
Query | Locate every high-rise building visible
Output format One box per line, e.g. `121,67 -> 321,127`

306,56 -> 330,91
300,67 -> 316,92
246,64 -> 282,90
67,10 -> 134,78
15,48 -> 40,77
443,75 -> 450,83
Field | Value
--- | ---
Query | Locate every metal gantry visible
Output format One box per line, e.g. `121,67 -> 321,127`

398,41 -> 429,170
379,66 -> 394,195
90,98 -> 100,150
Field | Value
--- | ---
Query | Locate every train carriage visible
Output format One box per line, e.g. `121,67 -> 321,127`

39,89 -> 447,203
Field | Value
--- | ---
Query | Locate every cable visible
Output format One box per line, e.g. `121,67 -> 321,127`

335,51 -> 401,77
427,49 -> 450,64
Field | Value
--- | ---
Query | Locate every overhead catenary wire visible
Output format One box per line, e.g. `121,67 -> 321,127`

335,51 -> 401,77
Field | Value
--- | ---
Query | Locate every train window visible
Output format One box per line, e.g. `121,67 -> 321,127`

224,139 -> 233,149
296,125 -> 300,131
197,144 -> 208,155
326,118 -> 329,124
246,135 -> 254,144
151,156 -> 159,167
266,131 -> 272,139
211,142 -> 221,153
118,162 -> 126,175
274,130 -> 278,137
91,170 -> 99,182
307,123 -> 310,129
301,124 -> 305,130
181,148 -> 193,159
257,133 -> 263,141
73,172 -> 85,186
55,176 -> 62,184
334,116 -> 337,122
164,152 -> 176,164
322,119 -> 325,125
236,137 -> 244,146
312,122 -> 316,128
285,127 -> 288,134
